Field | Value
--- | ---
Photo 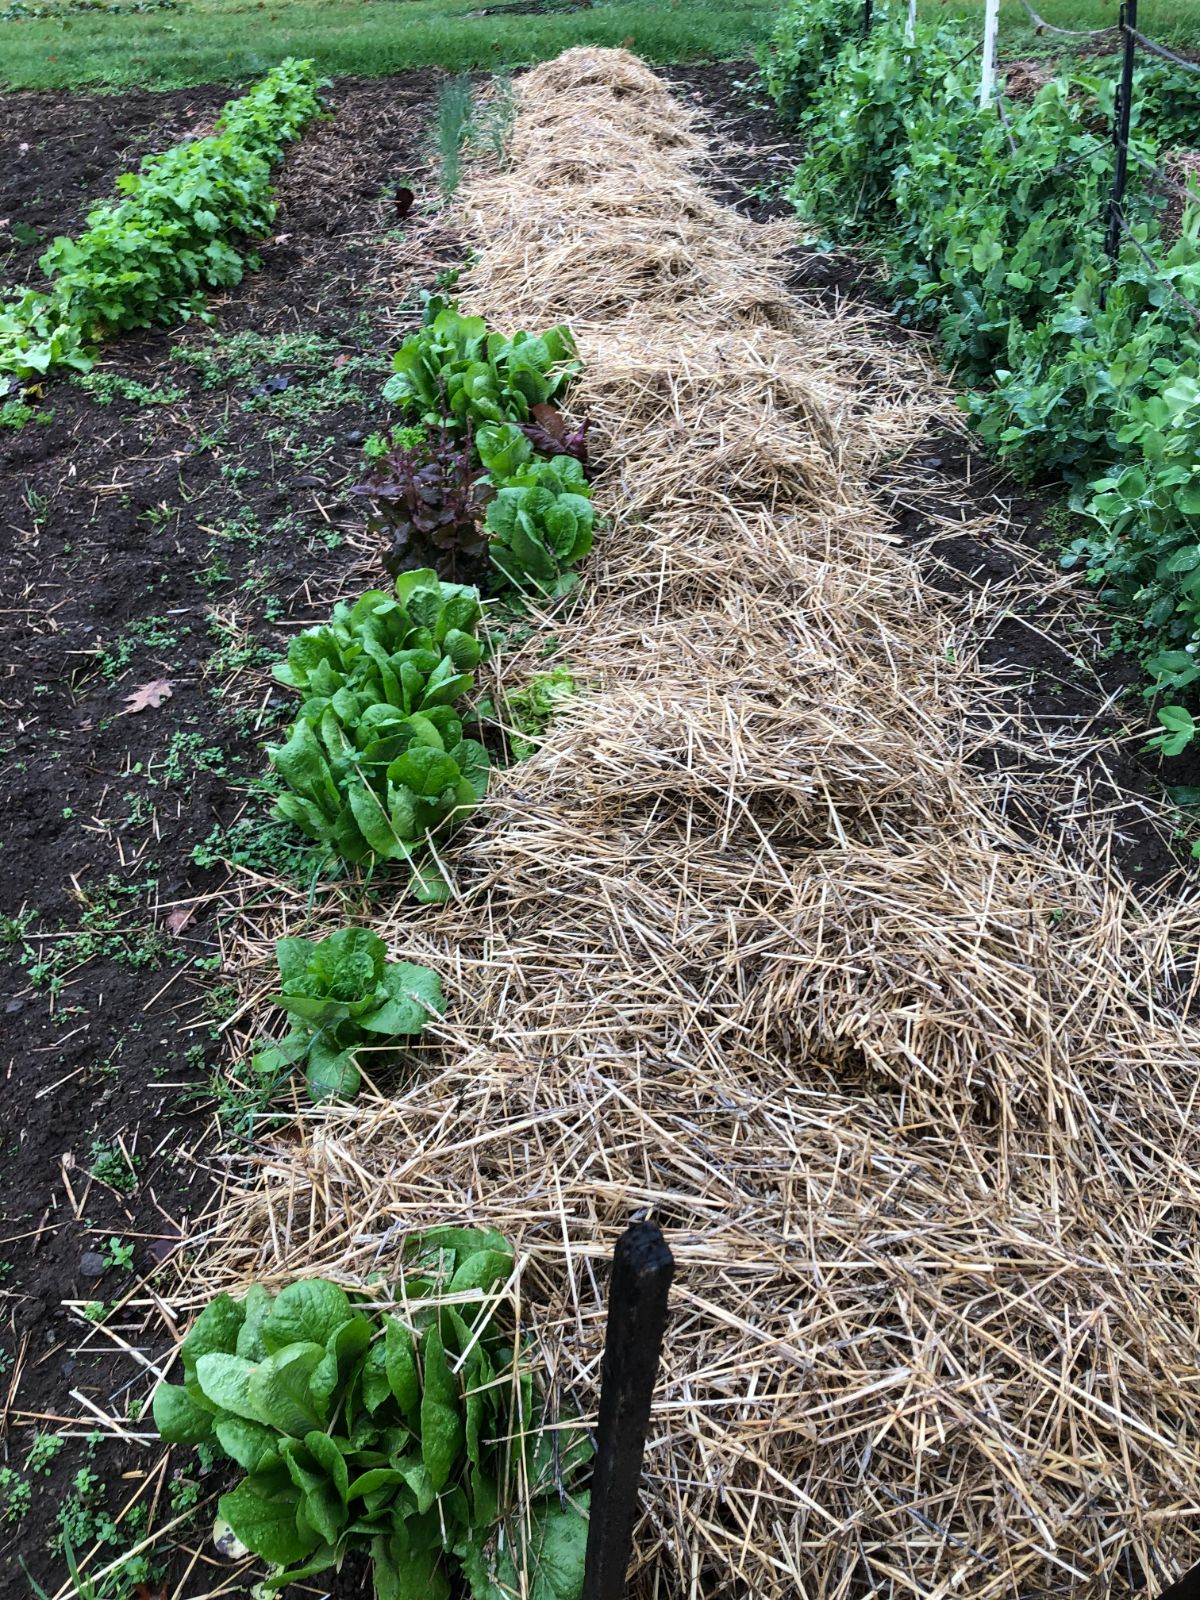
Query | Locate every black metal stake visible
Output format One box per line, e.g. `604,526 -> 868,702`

862,0 -> 873,35
1103,0 -> 1138,264
1156,1558 -> 1200,1600
581,1221 -> 674,1600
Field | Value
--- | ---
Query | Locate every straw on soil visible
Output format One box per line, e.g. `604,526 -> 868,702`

175,48 -> 1200,1600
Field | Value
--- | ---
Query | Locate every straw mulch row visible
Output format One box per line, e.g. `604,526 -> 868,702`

177,50 -> 1200,1599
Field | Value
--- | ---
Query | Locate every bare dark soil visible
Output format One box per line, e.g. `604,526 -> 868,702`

0,54 -> 1192,1600
0,69 -> 456,1595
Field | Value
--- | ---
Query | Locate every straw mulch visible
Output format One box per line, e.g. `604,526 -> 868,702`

177,49 -> 1200,1599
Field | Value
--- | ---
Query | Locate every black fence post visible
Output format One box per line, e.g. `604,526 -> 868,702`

862,0 -> 873,36
581,1221 -> 674,1600
1104,0 -> 1138,264
1156,1558 -> 1200,1599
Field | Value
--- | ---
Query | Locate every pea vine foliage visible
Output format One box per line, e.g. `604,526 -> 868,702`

0,59 -> 324,383
762,0 -> 1200,755
252,928 -> 446,1102
152,1232 -> 591,1600
267,570 -> 489,898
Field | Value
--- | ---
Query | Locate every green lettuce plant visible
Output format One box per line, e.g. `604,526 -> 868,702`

382,302 -> 580,432
251,928 -> 446,1101
152,1232 -> 590,1600
484,456 -> 594,598
269,570 -> 489,898
505,667 -> 578,761
273,570 -> 485,717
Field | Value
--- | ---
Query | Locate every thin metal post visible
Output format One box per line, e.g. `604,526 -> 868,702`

862,0 -> 873,36
1104,0 -> 1138,262
905,0 -> 917,45
980,0 -> 1001,107
581,1222 -> 674,1600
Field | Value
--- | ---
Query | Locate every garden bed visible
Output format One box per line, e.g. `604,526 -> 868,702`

0,69 -> 458,1594
2,46 -> 1200,1600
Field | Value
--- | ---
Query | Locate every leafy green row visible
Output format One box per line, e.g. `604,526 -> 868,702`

763,0 -> 1200,753
153,1235 -> 590,1600
361,302 -> 595,597
267,570 -> 490,896
0,58 -> 323,381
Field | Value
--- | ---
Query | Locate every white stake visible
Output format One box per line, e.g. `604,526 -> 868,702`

980,0 -> 1000,106
905,0 -> 917,43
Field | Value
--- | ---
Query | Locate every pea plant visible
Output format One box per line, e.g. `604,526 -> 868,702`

763,0 -> 1200,753
152,1232 -> 590,1600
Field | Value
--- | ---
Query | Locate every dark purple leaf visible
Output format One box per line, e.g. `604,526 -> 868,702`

355,417 -> 494,584
520,405 -> 589,467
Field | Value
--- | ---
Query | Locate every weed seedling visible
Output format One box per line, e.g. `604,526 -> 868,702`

0,1467 -> 30,1525
100,1236 -> 135,1272
88,1140 -> 139,1195
25,1432 -> 65,1476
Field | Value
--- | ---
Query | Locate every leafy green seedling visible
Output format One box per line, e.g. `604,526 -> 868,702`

251,927 -> 446,1102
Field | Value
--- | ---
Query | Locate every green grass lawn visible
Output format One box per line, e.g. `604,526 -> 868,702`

0,0 -> 1196,94
921,0 -> 1200,53
0,0 -> 775,90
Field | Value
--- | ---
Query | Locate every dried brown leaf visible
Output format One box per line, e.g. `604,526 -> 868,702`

121,678 -> 172,714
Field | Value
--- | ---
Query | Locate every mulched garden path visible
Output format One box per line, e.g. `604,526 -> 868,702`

0,54 -> 1190,1599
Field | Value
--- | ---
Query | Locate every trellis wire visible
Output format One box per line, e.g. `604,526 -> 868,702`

1127,142 -> 1200,207
1126,27 -> 1200,75
1114,210 -> 1200,325
1014,0 -> 1114,42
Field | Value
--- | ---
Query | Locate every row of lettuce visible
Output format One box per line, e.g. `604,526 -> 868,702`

762,0 -> 1200,756
268,299 -> 592,902
171,297 -> 595,1600
0,65 -> 596,1600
